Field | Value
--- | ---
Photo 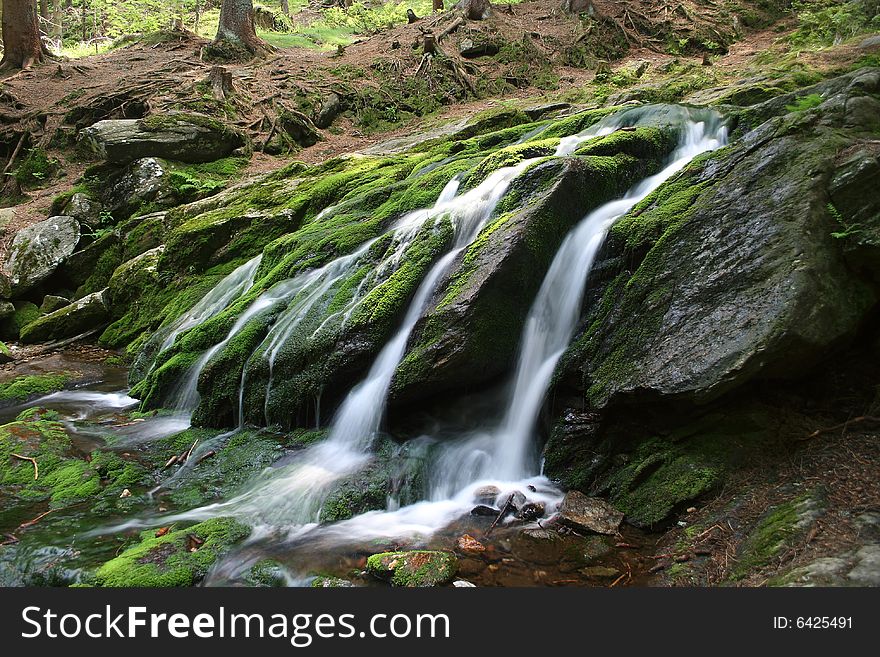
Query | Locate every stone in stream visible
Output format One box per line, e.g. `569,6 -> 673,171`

471,504 -> 499,517
457,534 -> 486,553
558,491 -> 624,535
312,576 -> 355,588
518,501 -> 546,521
2,216 -> 81,297
366,550 -> 458,587
473,484 -> 500,505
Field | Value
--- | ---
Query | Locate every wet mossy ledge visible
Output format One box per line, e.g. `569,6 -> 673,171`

91,517 -> 250,587
119,106 -> 699,428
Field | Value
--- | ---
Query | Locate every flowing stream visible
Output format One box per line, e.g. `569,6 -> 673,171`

61,106 -> 728,584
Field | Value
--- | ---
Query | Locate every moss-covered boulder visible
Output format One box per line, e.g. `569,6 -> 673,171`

19,289 -> 110,344
0,301 -> 41,340
2,216 -> 80,298
92,517 -> 250,587
79,113 -> 246,164
392,127 -> 678,405
366,550 -> 457,587
106,246 -> 164,318
0,409 -> 146,523
566,67 -> 880,410
0,373 -> 70,403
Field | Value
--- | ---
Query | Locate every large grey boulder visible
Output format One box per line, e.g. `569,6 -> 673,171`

2,216 -> 81,297
19,289 -> 110,343
79,113 -> 245,164
570,68 -> 880,409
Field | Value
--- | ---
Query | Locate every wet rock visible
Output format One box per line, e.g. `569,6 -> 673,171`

471,504 -> 499,517
366,550 -> 457,587
93,517 -> 250,586
314,92 -> 342,129
574,69 -> 880,410
558,491 -> 624,535
19,289 -> 110,343
518,501 -> 546,521
508,490 -> 527,512
2,216 -> 80,297
457,534 -> 486,553
0,301 -> 41,340
312,576 -> 355,588
62,192 -> 103,225
0,301 -> 14,321
473,485 -> 501,506
393,132 -> 677,405
40,295 -> 70,314
79,113 -> 246,164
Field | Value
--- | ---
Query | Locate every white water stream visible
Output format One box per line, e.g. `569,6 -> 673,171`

94,107 -> 728,577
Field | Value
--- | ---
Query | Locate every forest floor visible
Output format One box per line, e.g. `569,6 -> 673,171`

2,0 -> 875,247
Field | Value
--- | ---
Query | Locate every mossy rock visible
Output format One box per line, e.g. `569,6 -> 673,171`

0,301 -> 41,341
19,289 -> 110,344
0,373 -> 71,403
93,517 -> 250,587
366,550 -> 457,587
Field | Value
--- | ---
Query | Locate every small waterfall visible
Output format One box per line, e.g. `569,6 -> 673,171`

488,113 -> 729,481
157,255 -> 262,356
170,278 -> 303,413
114,107 -> 729,566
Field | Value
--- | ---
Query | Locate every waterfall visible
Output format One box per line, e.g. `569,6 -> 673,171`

114,106 -> 728,561
157,255 -> 262,356
489,113 -> 729,480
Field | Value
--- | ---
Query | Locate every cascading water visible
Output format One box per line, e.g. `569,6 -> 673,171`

96,106 -> 728,583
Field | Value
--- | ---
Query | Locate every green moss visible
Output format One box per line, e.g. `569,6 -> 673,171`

93,517 -> 250,587
0,301 -> 42,340
785,93 -> 823,113
0,373 -> 71,402
13,149 -> 60,189
465,138 -> 559,188
366,550 -> 457,587
0,411 -> 109,510
731,495 -> 815,580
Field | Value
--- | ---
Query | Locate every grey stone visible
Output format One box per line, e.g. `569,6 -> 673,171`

79,114 -> 245,164
558,491 -> 624,535
2,216 -> 81,297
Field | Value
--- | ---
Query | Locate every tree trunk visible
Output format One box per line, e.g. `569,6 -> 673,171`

39,0 -> 50,23
281,0 -> 290,15
1,0 -> 44,70
456,0 -> 492,20
214,0 -> 267,53
52,0 -> 63,39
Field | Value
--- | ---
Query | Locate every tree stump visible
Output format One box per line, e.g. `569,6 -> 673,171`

209,66 -> 235,101
456,0 -> 492,20
424,31 -> 437,55
407,9 -> 419,23
433,0 -> 444,11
